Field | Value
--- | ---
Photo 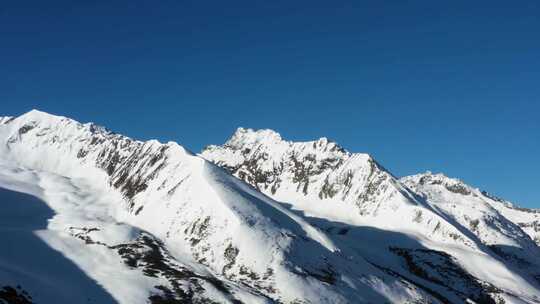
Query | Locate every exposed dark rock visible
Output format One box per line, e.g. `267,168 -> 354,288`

223,244 -> 239,274
18,124 -> 36,135
469,219 -> 480,231
305,266 -> 336,285
0,286 -> 33,304
445,184 -> 471,195
239,265 -> 260,280
76,148 -> 89,158
67,226 -> 106,245
518,221 -> 540,231
134,206 -> 144,215
111,233 -> 238,303
481,191 -> 505,203
356,159 -> 389,213
1,117 -> 15,124
318,175 -> 339,199
390,247 -> 498,304
185,217 -> 211,247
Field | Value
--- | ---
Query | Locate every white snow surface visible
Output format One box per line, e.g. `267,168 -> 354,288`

0,110 -> 539,304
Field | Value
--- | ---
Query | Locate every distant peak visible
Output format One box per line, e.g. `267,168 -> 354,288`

26,109 -> 48,115
312,136 -> 340,149
225,127 -> 283,148
16,109 -> 65,122
5,110 -> 116,138
222,127 -> 349,153
23,109 -> 55,117
402,171 -> 475,195
233,127 -> 282,139
317,137 -> 329,144
405,171 -> 450,180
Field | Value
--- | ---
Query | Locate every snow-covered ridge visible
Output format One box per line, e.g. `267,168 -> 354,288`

204,126 -> 540,303
0,116 -> 14,124
0,110 -> 442,303
402,171 -> 540,247
402,171 -> 476,195
203,128 -> 479,245
1,110 -> 540,304
202,127 -> 403,215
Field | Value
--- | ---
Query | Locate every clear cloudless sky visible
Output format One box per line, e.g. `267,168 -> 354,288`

1,1 -> 539,207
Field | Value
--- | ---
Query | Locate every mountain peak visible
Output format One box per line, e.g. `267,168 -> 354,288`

202,127 -> 403,218
26,108 -> 50,115
401,171 -> 476,196
7,109 -> 77,130
226,127 -> 283,148
221,127 -> 348,157
404,171 -> 458,183
18,109 -> 63,121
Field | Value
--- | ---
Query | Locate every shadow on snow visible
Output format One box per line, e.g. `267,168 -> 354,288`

0,187 -> 117,303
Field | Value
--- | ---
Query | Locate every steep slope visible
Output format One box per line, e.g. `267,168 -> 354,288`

0,165 -> 154,304
478,192 -> 540,247
495,204 -> 540,246
202,127 -> 405,217
203,127 -> 540,304
401,172 -> 540,247
401,172 -> 540,291
0,110 -> 444,304
202,129 -> 470,240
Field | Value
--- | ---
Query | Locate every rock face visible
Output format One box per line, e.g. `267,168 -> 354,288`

202,129 -> 484,249
0,111 -> 539,304
401,172 -> 540,289
202,128 -> 402,216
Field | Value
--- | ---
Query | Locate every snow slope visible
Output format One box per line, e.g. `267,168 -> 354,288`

401,172 -> 540,297
0,166 -> 153,304
203,127 -> 540,304
0,111 -> 539,303
0,111 -> 435,303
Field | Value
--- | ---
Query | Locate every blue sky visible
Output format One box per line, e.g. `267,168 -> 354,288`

1,1 -> 539,207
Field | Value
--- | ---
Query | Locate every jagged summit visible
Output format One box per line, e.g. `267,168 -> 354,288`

227,127 -> 283,146
202,128 -> 385,213
401,171 -> 476,196
217,127 -> 350,158
403,170 -> 462,183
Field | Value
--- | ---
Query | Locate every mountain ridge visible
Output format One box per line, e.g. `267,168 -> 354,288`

0,109 -> 539,304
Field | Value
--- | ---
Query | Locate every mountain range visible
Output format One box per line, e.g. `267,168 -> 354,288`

0,110 -> 538,304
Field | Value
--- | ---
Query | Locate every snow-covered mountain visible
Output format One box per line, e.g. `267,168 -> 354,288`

0,111 -> 539,304
400,172 -> 540,285
203,127 -> 540,303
